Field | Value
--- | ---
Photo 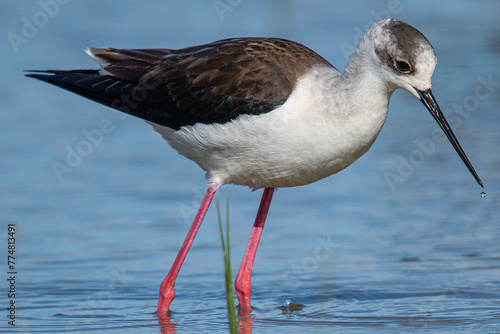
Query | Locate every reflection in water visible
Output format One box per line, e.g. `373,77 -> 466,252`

158,315 -> 177,334
238,308 -> 255,334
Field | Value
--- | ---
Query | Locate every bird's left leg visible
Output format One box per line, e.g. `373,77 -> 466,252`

235,187 -> 275,312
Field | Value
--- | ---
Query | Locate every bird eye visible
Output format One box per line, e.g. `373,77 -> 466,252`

395,60 -> 411,73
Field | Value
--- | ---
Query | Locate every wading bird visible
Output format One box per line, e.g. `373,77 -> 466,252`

27,19 -> 482,318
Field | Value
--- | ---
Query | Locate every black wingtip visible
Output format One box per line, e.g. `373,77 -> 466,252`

25,71 -> 66,90
23,68 -> 182,129
24,70 -> 51,77
25,69 -> 101,77
24,71 -> 51,80
24,71 -> 61,86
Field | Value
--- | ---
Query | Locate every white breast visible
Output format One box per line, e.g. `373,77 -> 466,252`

151,65 -> 391,189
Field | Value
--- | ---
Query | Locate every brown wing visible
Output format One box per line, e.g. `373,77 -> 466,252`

27,38 -> 334,130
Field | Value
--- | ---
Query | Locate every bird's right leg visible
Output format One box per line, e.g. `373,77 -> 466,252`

157,184 -> 219,318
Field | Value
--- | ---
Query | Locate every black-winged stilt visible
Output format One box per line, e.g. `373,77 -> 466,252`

27,19 -> 483,318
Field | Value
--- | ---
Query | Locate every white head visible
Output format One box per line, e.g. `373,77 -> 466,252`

348,19 -> 482,188
354,18 -> 438,97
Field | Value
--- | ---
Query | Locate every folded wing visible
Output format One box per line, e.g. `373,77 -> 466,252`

27,38 -> 333,130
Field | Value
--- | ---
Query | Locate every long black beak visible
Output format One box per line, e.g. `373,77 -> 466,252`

417,89 -> 483,188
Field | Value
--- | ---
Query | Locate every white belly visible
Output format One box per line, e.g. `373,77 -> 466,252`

150,66 -> 390,189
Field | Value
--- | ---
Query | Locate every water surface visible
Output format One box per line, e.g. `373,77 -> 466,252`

2,1 -> 500,333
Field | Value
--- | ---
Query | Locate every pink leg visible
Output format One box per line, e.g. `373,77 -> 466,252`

157,184 -> 219,318
235,187 -> 275,311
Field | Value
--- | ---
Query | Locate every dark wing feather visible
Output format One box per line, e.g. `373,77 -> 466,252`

26,38 -> 333,130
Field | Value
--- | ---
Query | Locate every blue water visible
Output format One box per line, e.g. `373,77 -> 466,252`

2,1 -> 500,333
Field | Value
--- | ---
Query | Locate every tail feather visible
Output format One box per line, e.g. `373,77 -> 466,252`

26,70 -> 184,129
